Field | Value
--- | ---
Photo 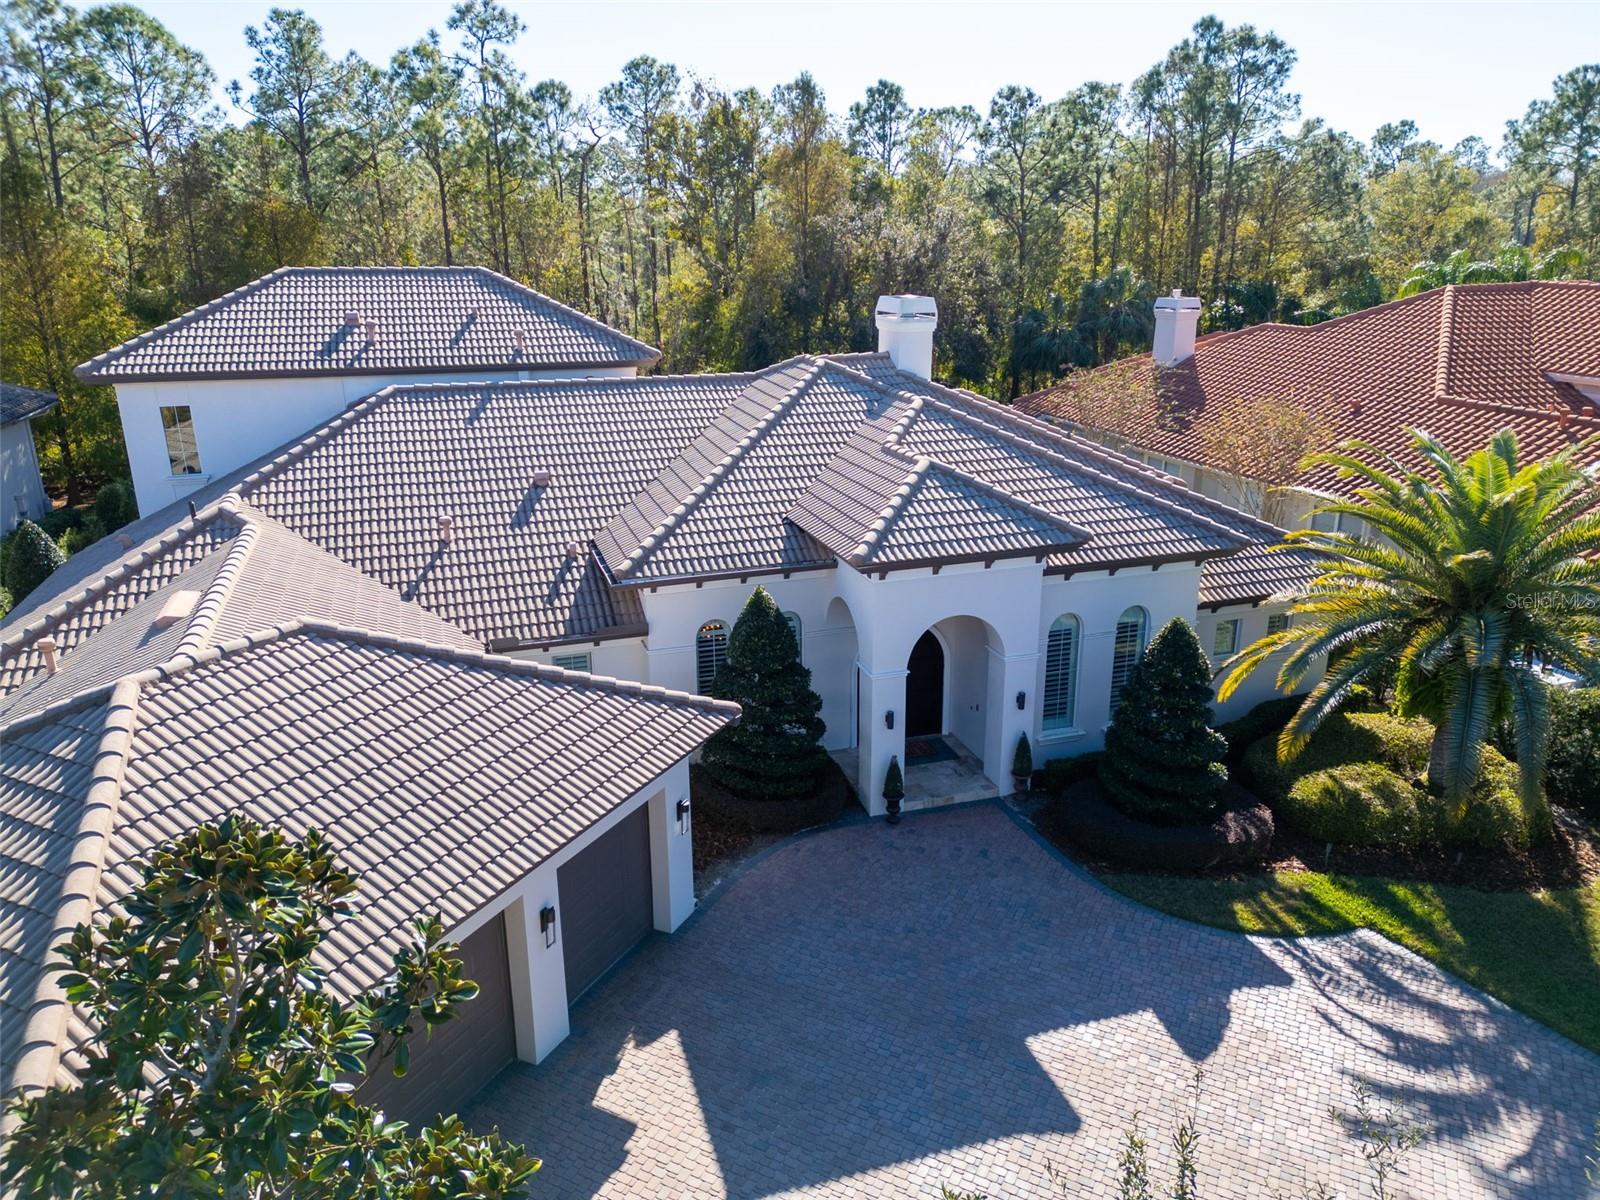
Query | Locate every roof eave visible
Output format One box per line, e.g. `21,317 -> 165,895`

73,355 -> 659,385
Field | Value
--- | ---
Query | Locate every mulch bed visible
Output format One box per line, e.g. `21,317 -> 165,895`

1031,785 -> 1600,893
689,759 -> 861,890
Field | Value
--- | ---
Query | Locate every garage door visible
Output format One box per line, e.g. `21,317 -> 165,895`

557,804 -> 654,1000
359,912 -> 516,1125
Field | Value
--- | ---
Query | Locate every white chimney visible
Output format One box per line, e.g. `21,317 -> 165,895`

874,295 -> 938,380
1152,290 -> 1201,366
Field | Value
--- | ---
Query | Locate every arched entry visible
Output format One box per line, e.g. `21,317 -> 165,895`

906,630 -> 945,737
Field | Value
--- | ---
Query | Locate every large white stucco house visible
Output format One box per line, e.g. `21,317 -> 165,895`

2,269 -> 1317,1123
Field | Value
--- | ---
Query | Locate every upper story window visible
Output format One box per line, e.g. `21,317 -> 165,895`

160,406 -> 202,475
696,620 -> 728,692
1212,618 -> 1241,658
1109,606 -> 1148,710
1042,614 -> 1080,731
782,611 -> 802,659
551,652 -> 592,673
1267,612 -> 1291,637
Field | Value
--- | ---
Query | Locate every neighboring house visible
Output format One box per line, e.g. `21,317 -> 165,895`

1016,281 -> 1600,528
74,266 -> 661,517
0,500 -> 735,1124
1,383 -> 57,524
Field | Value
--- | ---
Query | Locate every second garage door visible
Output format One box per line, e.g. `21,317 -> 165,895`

557,803 -> 654,1000
359,912 -> 516,1125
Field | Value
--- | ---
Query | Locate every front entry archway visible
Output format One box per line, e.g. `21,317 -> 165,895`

906,630 -> 945,737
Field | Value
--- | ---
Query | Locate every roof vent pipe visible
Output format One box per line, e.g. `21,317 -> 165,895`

532,468 -> 553,487
37,635 -> 57,676
364,318 -> 381,344
438,514 -> 454,545
874,295 -> 938,380
1152,289 -> 1201,366
514,328 -> 528,355
345,309 -> 362,327
565,541 -> 582,560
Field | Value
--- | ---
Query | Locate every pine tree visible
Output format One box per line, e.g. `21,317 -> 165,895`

3,519 -> 66,605
700,586 -> 830,801
1099,617 -> 1229,823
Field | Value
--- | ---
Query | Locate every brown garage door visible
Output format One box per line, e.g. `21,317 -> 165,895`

557,804 -> 653,1000
359,912 -> 516,1125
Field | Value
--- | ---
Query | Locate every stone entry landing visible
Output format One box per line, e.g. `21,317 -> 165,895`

832,736 -> 998,811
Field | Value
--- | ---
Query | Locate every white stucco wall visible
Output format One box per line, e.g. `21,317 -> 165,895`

2,419 -> 50,524
115,365 -> 638,516
443,759 -> 694,1066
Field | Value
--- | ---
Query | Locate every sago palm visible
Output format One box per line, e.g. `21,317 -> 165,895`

1219,429 -> 1600,816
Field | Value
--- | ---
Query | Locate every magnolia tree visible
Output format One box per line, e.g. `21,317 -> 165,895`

2,818 -> 540,1199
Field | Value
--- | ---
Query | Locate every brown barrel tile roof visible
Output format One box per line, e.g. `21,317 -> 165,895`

1015,282 -> 1600,501
74,266 -> 659,383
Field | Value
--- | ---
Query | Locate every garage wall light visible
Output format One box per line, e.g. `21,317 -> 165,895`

540,904 -> 557,948
1016,691 -> 1026,711
885,709 -> 895,730
676,796 -> 691,835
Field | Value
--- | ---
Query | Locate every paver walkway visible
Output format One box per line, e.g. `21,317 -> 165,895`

466,803 -> 1600,1199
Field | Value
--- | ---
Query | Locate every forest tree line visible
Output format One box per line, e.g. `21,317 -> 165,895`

2,0 -> 1596,503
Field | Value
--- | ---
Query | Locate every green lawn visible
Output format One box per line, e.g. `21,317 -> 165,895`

1099,870 -> 1600,1054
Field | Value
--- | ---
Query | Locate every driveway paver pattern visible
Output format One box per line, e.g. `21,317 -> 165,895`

467,802 -> 1600,1199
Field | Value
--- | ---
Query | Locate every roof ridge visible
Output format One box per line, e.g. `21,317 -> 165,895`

845,454 -> 934,565
462,266 -> 660,362
1433,283 -> 1457,400
3,677 -> 142,1117
609,359 -> 826,579
74,267 -> 293,380
231,387 -> 399,498
0,506 -> 244,666
172,504 -> 260,660
359,366 -> 767,400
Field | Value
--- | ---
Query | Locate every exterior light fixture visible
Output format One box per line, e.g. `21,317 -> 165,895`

676,796 -> 691,835
539,904 -> 557,948
1016,691 -> 1026,710
885,709 -> 895,730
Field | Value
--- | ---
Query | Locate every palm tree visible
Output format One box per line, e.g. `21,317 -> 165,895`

1219,429 -> 1600,817
1397,244 -> 1586,298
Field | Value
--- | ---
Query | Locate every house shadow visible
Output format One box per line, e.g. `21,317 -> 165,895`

466,805 -> 1296,1199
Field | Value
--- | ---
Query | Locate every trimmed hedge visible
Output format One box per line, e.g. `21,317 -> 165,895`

689,759 -> 852,834
1037,751 -> 1103,794
1545,688 -> 1600,819
1216,695 -> 1303,769
1051,778 -> 1274,869
1250,712 -> 1547,850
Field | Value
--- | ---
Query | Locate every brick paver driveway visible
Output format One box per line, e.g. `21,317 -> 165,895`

466,803 -> 1600,1199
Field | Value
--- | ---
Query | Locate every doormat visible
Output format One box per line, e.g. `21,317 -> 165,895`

904,736 -> 958,765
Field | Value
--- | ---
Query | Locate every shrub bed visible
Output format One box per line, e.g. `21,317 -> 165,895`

1545,689 -> 1600,820
1249,712 -> 1547,850
689,758 -> 852,834
1216,695 -> 1303,769
1049,778 -> 1274,870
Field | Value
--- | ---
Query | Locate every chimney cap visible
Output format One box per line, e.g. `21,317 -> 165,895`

1154,291 -> 1202,312
874,294 -> 938,321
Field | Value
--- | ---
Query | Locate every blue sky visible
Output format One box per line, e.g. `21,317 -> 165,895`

129,0 -> 1594,158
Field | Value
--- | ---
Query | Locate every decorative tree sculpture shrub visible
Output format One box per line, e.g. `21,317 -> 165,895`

3,518 -> 65,604
1099,617 -> 1229,823
701,586 -> 830,801
1,817 -> 540,1199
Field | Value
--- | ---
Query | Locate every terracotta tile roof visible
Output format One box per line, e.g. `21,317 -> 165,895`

1015,282 -> 1600,500
0,624 -> 737,1099
74,266 -> 659,383
0,383 -> 57,425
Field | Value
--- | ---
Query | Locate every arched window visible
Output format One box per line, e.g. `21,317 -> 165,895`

1109,606 -> 1148,709
783,611 -> 802,660
696,620 -> 728,692
1042,614 -> 1080,731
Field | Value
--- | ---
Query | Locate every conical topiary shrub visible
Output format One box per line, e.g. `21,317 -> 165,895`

700,587 -> 830,801
1098,617 -> 1229,823
3,518 -> 65,605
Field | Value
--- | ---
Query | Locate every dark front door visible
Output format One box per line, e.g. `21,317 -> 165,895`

557,804 -> 654,1001
906,630 -> 945,737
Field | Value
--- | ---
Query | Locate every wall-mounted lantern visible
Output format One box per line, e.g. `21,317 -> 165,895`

1016,690 -> 1027,711
676,796 -> 691,835
540,904 -> 557,948
885,709 -> 895,730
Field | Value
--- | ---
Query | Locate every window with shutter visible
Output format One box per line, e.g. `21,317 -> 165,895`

1043,615 -> 1079,731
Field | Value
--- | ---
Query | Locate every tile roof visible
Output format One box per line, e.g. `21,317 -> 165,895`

1015,282 -> 1600,501
74,266 -> 659,383
0,383 -> 57,425
0,624 -> 737,1099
